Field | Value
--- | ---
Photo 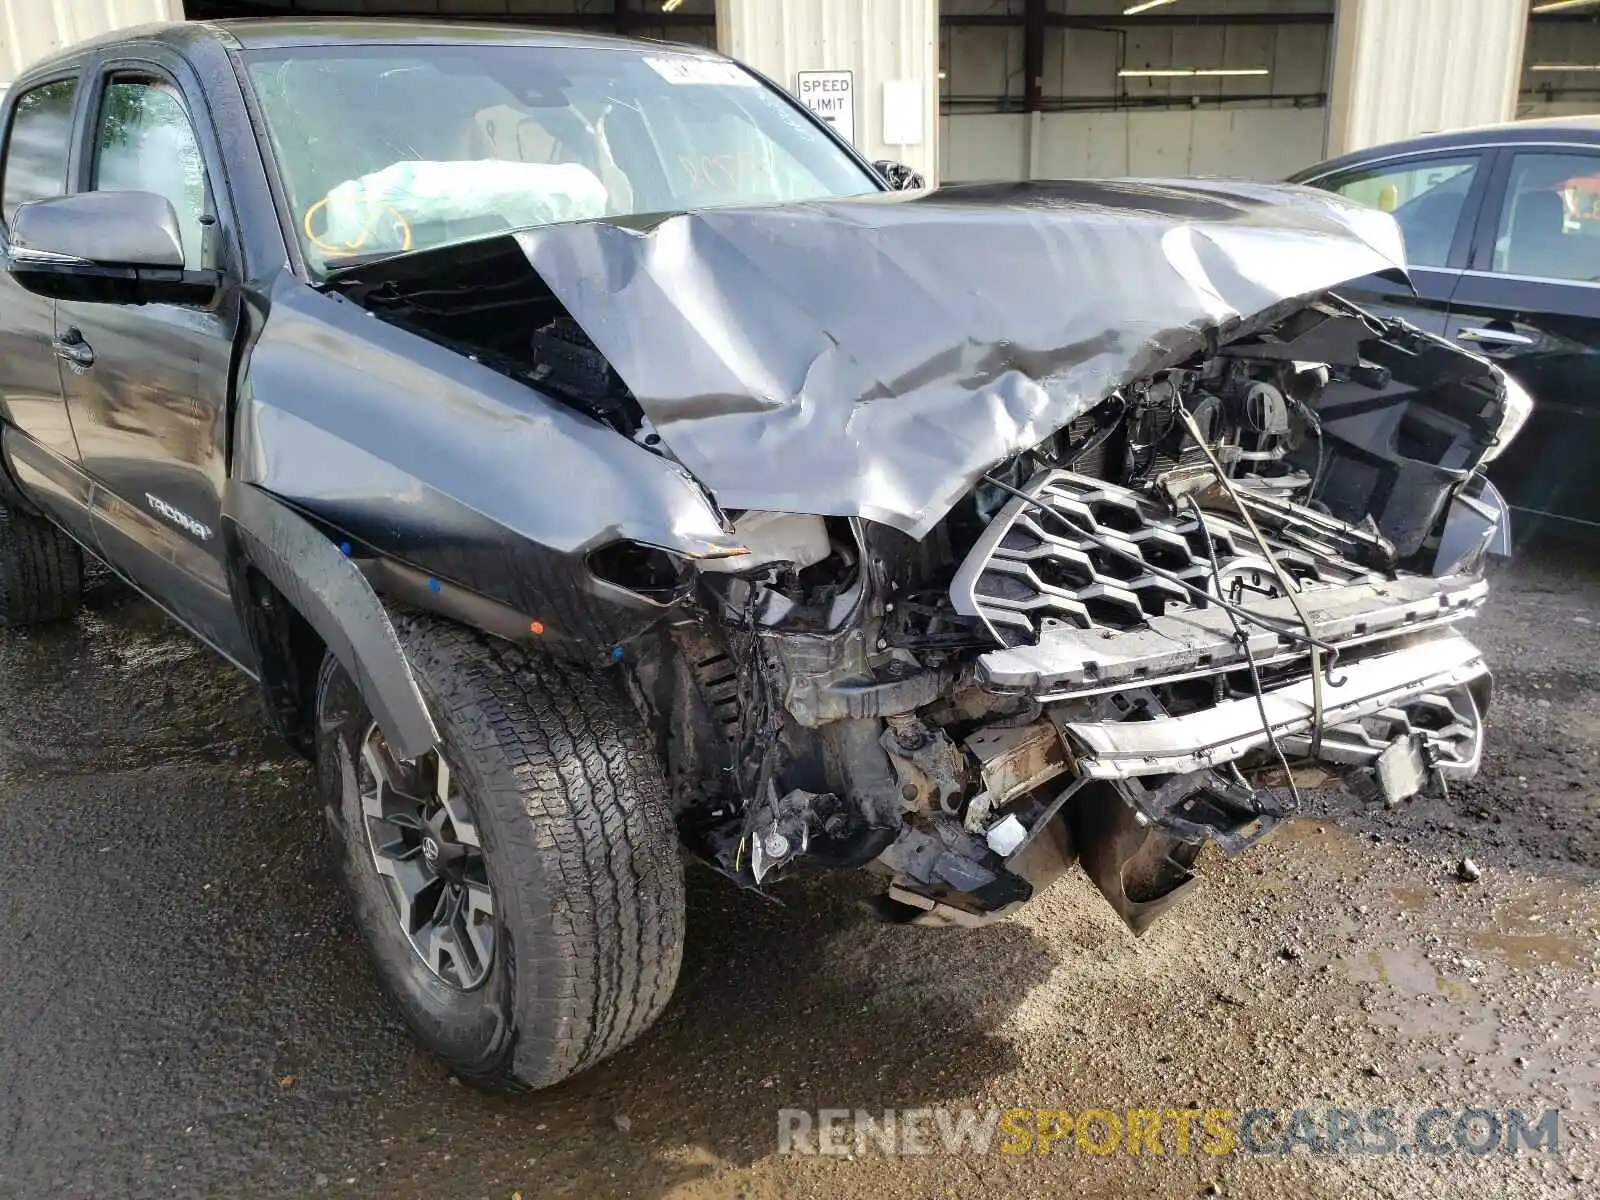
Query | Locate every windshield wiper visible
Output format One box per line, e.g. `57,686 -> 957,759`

319,248 -> 422,276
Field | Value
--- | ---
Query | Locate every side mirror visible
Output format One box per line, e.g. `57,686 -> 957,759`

6,190 -> 217,305
873,160 -> 926,191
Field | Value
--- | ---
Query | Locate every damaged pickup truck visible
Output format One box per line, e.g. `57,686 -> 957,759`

0,20 -> 1528,1092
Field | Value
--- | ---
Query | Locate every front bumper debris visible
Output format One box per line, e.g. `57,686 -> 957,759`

1055,630 -> 1488,784
902,469 -> 1501,935
1056,630 -> 1490,935
947,466 -> 1495,804
980,575 -> 1486,697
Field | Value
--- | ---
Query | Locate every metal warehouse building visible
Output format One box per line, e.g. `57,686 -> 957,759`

0,1 -> 1583,185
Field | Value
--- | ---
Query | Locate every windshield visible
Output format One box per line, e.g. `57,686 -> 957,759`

242,43 -> 880,276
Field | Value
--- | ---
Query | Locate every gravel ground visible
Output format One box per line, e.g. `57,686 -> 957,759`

0,544 -> 1595,1200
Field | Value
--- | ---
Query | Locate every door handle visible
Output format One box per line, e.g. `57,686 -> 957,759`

51,328 -> 95,368
1456,326 -> 1535,348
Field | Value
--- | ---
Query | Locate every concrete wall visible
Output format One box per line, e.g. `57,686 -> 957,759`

941,0 -> 1331,106
940,0 -> 1332,182
939,0 -> 1600,183
943,106 -> 1325,182
0,0 -> 1587,186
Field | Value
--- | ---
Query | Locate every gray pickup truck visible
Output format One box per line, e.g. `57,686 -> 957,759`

0,18 -> 1523,1092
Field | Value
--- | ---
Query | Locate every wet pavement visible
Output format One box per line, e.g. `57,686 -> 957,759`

0,545 -> 1596,1199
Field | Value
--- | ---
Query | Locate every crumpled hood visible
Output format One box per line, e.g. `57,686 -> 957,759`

509,179 -> 1406,539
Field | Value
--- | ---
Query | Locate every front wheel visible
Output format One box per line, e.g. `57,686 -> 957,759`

0,500 -> 82,626
315,616 -> 685,1092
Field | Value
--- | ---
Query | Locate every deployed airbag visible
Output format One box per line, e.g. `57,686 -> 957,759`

322,160 -> 610,252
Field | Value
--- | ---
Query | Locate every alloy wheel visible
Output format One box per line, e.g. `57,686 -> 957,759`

356,724 -> 496,989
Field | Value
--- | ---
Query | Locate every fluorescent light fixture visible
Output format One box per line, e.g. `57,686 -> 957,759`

1123,0 -> 1181,13
662,0 -> 684,11
1532,1 -> 1600,13
1530,62 -> 1600,70
1119,67 -> 1270,77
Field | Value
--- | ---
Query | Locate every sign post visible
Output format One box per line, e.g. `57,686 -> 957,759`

795,70 -> 856,145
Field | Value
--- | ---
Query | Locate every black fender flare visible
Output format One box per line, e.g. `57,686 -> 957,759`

223,481 -> 439,759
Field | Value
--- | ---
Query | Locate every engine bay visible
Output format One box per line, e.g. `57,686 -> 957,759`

319,185 -> 1517,935
626,296 -> 1507,930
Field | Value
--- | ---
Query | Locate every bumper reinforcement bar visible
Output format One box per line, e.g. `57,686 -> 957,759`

1055,631 -> 1489,780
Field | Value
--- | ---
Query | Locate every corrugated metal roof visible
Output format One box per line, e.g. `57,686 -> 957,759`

0,0 -> 183,83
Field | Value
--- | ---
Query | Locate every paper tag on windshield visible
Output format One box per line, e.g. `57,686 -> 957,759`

646,56 -> 755,86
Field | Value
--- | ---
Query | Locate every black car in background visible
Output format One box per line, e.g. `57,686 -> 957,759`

1292,116 -> 1600,539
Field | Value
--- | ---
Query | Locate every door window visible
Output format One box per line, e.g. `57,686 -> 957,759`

1320,156 -> 1480,269
1,78 -> 78,225
92,78 -> 209,268
1488,151 -> 1600,284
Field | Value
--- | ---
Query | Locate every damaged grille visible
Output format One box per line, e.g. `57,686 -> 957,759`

950,470 -> 1372,648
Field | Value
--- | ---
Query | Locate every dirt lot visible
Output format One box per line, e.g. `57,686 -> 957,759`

0,543 -> 1595,1200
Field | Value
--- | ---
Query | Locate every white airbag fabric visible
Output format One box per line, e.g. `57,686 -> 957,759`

321,160 -> 610,251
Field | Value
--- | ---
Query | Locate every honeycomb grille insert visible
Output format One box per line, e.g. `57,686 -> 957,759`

951,470 -> 1369,647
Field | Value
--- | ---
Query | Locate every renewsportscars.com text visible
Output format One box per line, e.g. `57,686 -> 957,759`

777,1106 -> 1561,1158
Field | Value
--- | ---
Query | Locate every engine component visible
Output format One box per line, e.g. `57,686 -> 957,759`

745,786 -> 835,885
528,315 -> 639,428
1240,381 -> 1290,437
875,816 -> 1034,925
880,714 -> 966,813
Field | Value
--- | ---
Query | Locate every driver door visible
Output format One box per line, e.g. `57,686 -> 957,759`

0,72 -> 95,545
56,60 -> 248,663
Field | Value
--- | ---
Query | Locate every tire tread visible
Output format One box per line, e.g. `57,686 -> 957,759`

0,502 -> 83,626
388,616 -> 684,1089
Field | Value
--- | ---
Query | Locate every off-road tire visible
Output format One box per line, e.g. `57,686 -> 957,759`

0,501 -> 83,626
315,615 -> 685,1092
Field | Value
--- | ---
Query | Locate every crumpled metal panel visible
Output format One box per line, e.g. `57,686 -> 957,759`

238,274 -> 735,561
514,178 -> 1407,539
235,273 -> 743,659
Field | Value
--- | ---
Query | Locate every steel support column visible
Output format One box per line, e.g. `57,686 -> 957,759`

1023,0 -> 1045,112
1023,0 -> 1045,180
